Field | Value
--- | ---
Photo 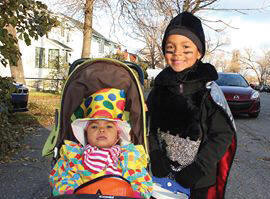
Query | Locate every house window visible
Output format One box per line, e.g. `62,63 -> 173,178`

67,31 -> 70,42
35,47 -> 45,68
48,49 -> 60,68
64,51 -> 69,64
66,28 -> 71,42
61,24 -> 65,37
98,41 -> 104,54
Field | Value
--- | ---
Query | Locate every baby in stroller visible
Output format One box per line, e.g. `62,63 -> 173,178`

49,87 -> 153,198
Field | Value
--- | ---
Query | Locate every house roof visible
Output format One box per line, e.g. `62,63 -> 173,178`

48,38 -> 72,51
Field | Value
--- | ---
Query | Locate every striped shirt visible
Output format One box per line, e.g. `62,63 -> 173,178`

82,144 -> 122,175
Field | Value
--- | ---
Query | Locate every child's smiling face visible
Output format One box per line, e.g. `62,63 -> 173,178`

86,120 -> 118,148
164,34 -> 201,72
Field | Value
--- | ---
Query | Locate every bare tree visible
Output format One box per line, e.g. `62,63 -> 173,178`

240,48 -> 270,84
115,0 -> 215,68
206,34 -> 230,54
114,0 -> 268,69
207,51 -> 230,72
49,0 -> 103,58
46,0 -> 270,69
257,50 -> 270,84
138,21 -> 166,69
81,0 -> 95,58
204,32 -> 230,66
228,49 -> 241,73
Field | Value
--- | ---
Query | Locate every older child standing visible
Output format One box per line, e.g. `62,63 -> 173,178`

50,88 -> 153,198
147,12 -> 237,199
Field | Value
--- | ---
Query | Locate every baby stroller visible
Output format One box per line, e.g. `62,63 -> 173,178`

42,58 -> 149,199
42,58 -> 189,199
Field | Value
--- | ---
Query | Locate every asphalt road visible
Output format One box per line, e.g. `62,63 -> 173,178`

225,92 -> 270,199
0,92 -> 269,199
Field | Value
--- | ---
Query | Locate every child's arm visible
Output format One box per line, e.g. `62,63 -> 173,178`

120,144 -> 153,199
49,156 -> 80,195
49,140 -> 85,195
124,167 -> 153,199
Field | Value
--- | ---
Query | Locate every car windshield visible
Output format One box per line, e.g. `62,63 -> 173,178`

215,74 -> 249,87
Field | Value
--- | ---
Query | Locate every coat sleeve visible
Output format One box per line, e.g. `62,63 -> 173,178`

196,103 -> 235,174
49,141 -> 85,195
120,144 -> 153,199
175,101 -> 235,188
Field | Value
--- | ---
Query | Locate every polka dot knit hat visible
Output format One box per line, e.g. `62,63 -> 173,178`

71,88 -> 131,146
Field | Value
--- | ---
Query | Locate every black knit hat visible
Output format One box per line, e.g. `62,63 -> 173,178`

162,12 -> 205,58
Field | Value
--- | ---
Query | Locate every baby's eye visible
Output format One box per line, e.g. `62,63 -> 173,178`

183,45 -> 190,49
90,125 -> 98,129
106,125 -> 114,128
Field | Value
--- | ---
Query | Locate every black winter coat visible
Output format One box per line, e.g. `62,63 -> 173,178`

147,61 -> 237,198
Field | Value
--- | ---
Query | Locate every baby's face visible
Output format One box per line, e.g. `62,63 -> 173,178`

86,120 -> 118,148
164,34 -> 201,72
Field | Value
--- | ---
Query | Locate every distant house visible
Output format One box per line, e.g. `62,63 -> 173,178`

0,13 -> 119,89
115,49 -> 141,63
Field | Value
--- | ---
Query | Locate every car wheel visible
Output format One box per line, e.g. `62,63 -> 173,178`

249,112 -> 259,118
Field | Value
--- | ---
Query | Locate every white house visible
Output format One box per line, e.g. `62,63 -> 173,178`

0,13 -> 120,89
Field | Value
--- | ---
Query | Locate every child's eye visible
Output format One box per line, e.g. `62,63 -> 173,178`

106,125 -> 114,128
183,51 -> 193,55
165,46 -> 174,54
165,45 -> 174,50
165,50 -> 174,54
183,46 -> 193,54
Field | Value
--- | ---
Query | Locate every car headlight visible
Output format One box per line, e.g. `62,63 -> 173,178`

251,91 -> 259,99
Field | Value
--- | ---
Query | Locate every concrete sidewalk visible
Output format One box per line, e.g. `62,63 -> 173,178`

0,127 -> 52,199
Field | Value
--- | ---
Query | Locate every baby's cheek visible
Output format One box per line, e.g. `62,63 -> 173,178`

87,135 -> 96,146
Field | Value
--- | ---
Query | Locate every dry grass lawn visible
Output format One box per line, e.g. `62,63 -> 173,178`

26,91 -> 61,127
7,91 -> 61,128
